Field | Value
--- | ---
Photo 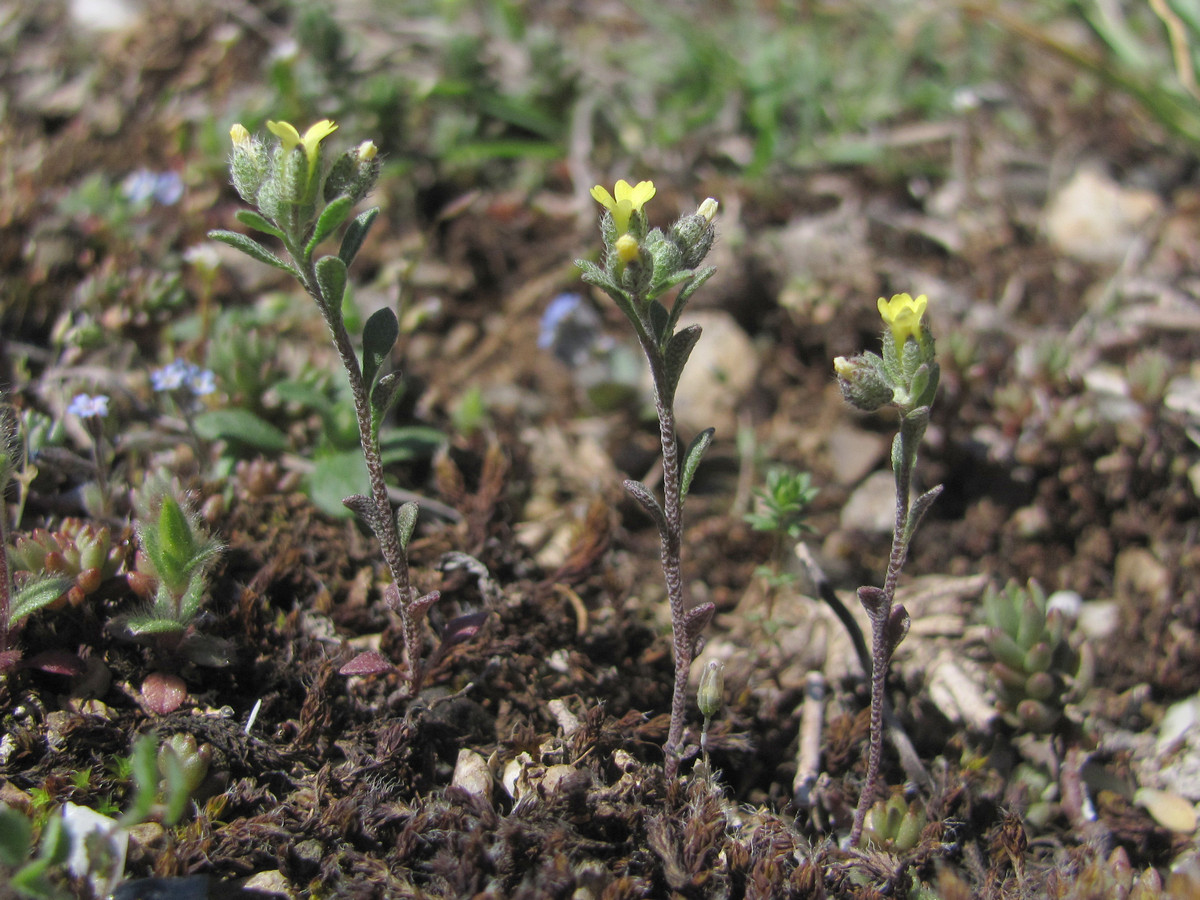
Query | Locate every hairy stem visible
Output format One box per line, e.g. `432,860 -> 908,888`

849,426 -> 914,845
0,499 -> 11,654
641,339 -> 691,779
298,256 -> 422,693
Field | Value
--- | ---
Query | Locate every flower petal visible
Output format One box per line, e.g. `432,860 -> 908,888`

266,120 -> 302,152
590,185 -> 617,210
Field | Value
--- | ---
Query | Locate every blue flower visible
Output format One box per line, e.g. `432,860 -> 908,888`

151,360 -> 216,396
67,394 -> 109,418
122,170 -> 184,206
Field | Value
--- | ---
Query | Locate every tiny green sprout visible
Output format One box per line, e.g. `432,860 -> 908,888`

211,120 -> 438,696
858,791 -> 927,852
577,187 -> 720,778
744,467 -> 818,541
121,479 -> 223,650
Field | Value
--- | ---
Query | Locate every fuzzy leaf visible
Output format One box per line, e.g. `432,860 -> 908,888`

857,585 -> 889,623
362,307 -> 399,395
157,496 -> 198,584
340,651 -> 394,676
306,195 -> 354,257
10,576 -> 71,625
667,267 -> 715,333
647,299 -> 670,346
410,590 -> 441,619
234,209 -> 285,239
885,603 -> 910,653
904,484 -> 943,543
207,229 -> 296,275
315,254 -> 348,313
680,427 -> 714,503
683,601 -> 715,647
340,207 -> 380,267
396,501 -> 419,551
665,325 -> 703,399
623,479 -> 666,534
342,492 -> 378,529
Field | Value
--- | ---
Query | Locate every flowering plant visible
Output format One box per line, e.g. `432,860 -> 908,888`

834,292 -> 942,844
576,181 -> 719,777
210,120 -> 437,696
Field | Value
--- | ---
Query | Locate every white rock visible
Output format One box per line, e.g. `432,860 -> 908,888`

840,470 -> 901,534
670,311 -> 759,436
1044,164 -> 1161,265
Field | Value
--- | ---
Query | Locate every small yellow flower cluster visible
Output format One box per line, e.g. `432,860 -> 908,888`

878,293 -> 927,351
590,179 -> 655,235
266,119 -> 338,168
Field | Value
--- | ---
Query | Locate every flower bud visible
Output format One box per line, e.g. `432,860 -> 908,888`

698,659 -> 724,720
671,211 -> 716,269
834,353 -> 893,411
229,132 -> 269,206
697,198 -> 718,222
615,233 -> 640,264
356,141 -> 377,161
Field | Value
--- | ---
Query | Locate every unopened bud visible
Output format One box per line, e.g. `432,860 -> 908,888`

834,353 -> 893,412
356,140 -> 377,162
697,198 -> 718,222
615,233 -> 640,264
698,659 -> 724,719
229,124 -> 251,147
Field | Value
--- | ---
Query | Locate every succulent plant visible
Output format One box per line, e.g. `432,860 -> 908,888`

982,580 -> 1094,733
858,791 -> 927,852
8,520 -> 126,607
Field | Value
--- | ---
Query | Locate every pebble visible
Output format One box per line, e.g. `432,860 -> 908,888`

826,424 -> 887,487
840,470 -> 901,534
1044,163 -> 1162,265
670,310 -> 759,436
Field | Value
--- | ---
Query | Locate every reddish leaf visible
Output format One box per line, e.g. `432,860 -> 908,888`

339,651 -> 394,676
142,672 -> 187,715
25,650 -> 85,676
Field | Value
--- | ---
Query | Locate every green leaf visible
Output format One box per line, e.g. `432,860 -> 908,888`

124,615 -> 187,636
234,210 -> 284,239
157,496 -> 198,582
369,373 -> 403,439
379,426 -> 444,465
647,299 -> 670,346
340,207 -> 379,267
680,427 -> 715,504
10,577 -> 71,625
667,267 -> 715,333
308,450 -> 369,519
664,325 -> 703,398
120,734 -> 159,827
315,255 -> 348,314
362,307 -> 399,394
396,501 -> 419,551
306,195 -> 354,258
207,230 -> 296,275
159,746 -> 190,826
193,409 -> 287,452
0,806 -> 32,866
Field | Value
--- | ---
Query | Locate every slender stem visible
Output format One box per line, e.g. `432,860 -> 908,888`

0,497 -> 11,654
640,339 -> 691,779
297,256 -> 421,691
850,423 -> 915,845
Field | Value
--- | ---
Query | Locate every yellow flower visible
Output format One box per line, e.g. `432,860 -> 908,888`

229,124 -> 251,147
590,179 -> 656,235
266,119 -> 338,168
356,140 -> 378,162
877,293 -> 928,351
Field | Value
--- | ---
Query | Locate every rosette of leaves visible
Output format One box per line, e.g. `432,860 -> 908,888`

858,792 -> 927,852
8,520 -> 125,607
120,483 -> 226,665
983,580 -> 1094,733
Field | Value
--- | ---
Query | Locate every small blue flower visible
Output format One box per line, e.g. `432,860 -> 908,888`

67,394 -> 109,418
153,171 -> 184,206
151,359 -> 216,396
539,293 -> 608,367
190,369 -> 216,396
122,170 -> 184,206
